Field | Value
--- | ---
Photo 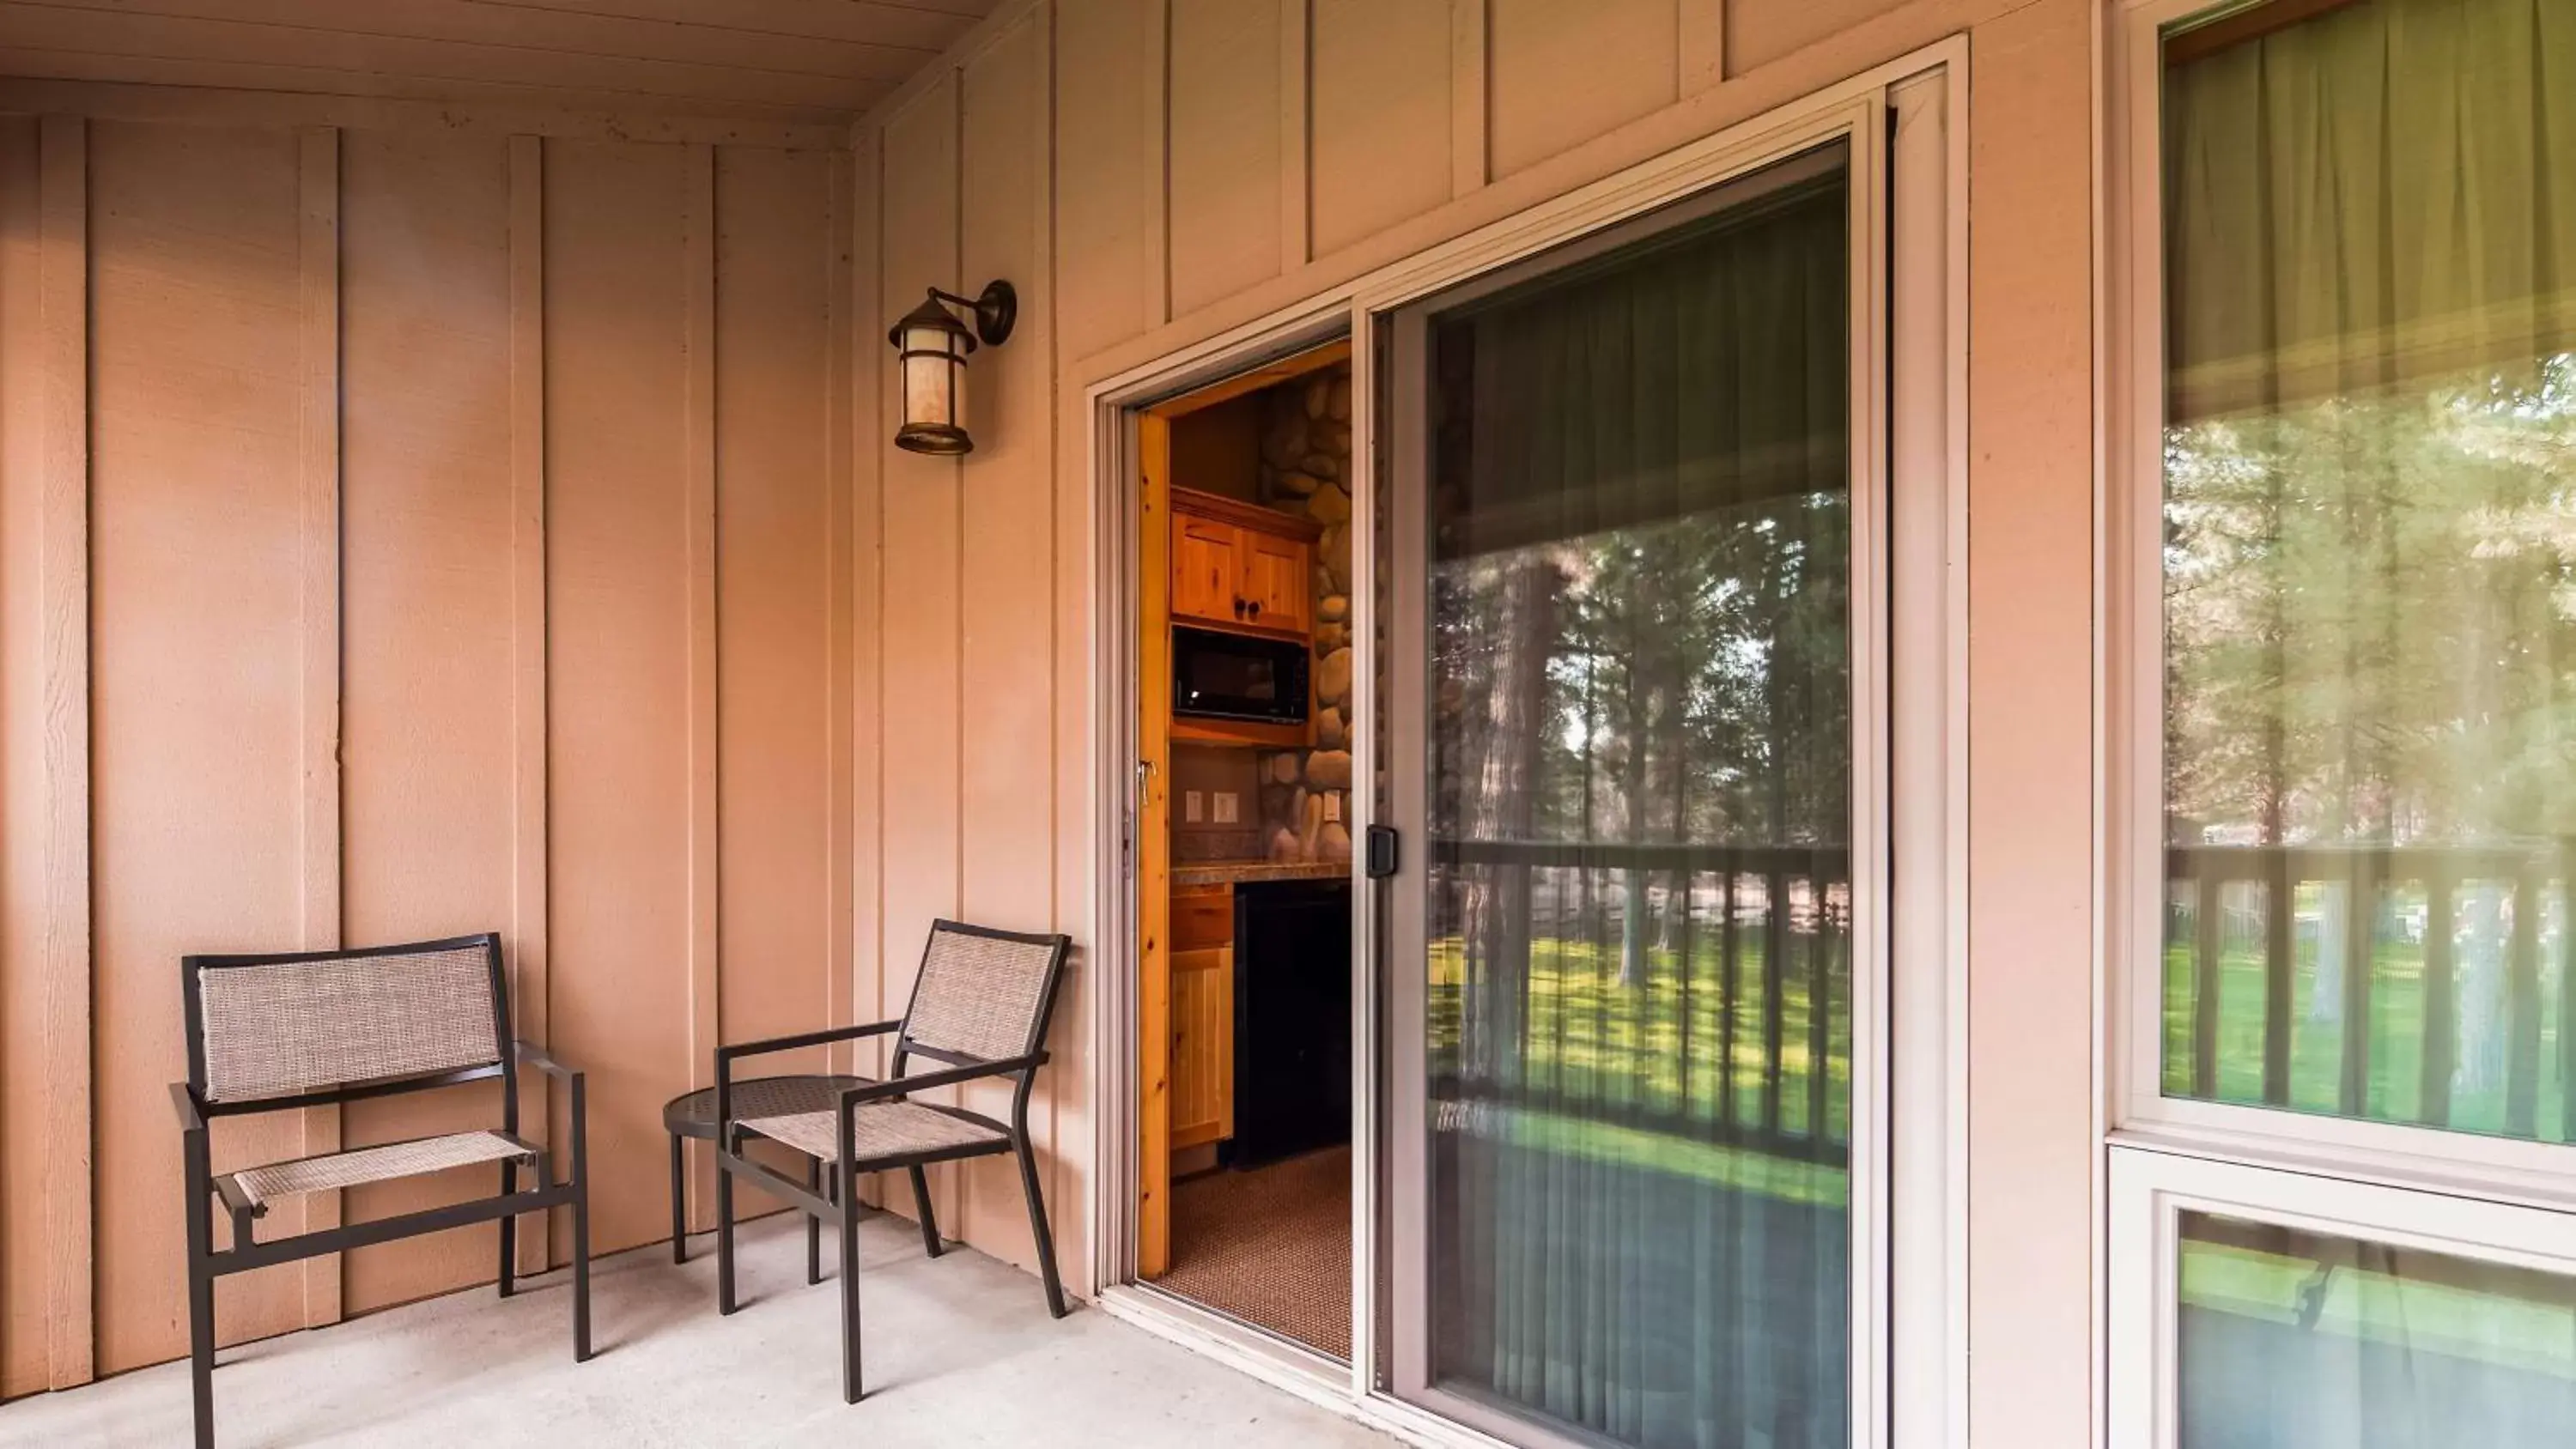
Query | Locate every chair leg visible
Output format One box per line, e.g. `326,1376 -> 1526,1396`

716,1137 -> 739,1316
839,1155 -> 864,1404
497,1158 -> 518,1298
570,1078 -> 593,1362
806,1157 -> 823,1286
907,1165 -> 943,1258
189,1258 -> 216,1449
1014,1138 -> 1068,1319
183,1136 -> 217,1449
671,1134 -> 689,1265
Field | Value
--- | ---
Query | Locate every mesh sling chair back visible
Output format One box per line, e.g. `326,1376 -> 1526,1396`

173,932 -> 591,1449
713,919 -> 1073,1403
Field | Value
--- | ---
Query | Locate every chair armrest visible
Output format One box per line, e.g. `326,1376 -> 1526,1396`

837,1054 -> 1041,1109
714,1019 -> 899,1069
513,1040 -> 583,1083
170,1082 -> 207,1132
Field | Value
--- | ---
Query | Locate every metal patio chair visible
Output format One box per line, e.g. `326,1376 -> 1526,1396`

713,919 -> 1072,1403
172,932 -> 591,1449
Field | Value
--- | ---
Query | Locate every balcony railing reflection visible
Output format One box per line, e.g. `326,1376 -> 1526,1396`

2165,843 -> 2576,1141
1427,837 -> 1852,1167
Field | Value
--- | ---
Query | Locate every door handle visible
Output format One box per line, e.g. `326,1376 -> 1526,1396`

1366,825 -> 1400,879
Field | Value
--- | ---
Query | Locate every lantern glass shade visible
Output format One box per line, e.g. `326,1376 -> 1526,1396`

892,300 -> 975,455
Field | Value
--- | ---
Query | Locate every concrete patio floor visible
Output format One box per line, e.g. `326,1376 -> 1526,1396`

0,1210 -> 1394,1448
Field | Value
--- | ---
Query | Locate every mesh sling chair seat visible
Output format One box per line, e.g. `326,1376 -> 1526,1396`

172,932 -> 591,1449
713,919 -> 1073,1404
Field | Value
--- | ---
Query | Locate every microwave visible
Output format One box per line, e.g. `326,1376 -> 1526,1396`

1172,625 -> 1309,726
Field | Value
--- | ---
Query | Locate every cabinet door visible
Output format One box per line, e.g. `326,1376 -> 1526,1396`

1172,514 -> 1241,626
1236,530 -> 1311,634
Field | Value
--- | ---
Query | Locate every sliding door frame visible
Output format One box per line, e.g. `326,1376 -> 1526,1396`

1371,100 -> 1890,1449
1082,42 -> 1967,1449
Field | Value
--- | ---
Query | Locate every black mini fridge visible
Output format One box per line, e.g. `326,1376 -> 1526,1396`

1230,879 -> 1352,1167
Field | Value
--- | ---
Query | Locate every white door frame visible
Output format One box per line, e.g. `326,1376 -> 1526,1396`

1080,40 -> 1968,1449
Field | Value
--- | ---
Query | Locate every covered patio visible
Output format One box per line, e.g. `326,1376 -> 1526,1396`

0,1213 -> 1388,1447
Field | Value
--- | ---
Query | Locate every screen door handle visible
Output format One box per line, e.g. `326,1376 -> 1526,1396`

1365,825 -> 1400,879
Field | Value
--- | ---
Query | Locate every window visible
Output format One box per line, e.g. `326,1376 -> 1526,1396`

2123,0 -> 2576,1158
2113,0 -> 2576,1440
2109,1151 -> 2576,1448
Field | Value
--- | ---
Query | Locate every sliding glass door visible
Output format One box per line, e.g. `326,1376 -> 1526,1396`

1382,141 -> 1878,1449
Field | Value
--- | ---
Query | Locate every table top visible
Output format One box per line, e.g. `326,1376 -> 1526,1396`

662,1073 -> 875,1134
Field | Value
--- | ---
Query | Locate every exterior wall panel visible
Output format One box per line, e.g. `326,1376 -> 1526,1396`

337,125 -> 517,1316
0,111 -> 850,1384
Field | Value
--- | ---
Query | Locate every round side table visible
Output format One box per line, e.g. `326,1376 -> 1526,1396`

662,1074 -> 873,1274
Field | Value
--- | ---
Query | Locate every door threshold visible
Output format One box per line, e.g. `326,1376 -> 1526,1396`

1096,1285 -> 1513,1449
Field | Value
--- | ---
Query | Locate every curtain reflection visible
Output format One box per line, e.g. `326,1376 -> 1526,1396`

2160,0 -> 2576,1143
1423,160 -> 1850,1448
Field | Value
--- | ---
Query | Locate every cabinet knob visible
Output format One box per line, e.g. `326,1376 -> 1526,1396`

1248,601 -> 1262,618
1232,597 -> 1246,617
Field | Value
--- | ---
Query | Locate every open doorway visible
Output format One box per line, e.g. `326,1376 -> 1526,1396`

1133,338 -> 1357,1361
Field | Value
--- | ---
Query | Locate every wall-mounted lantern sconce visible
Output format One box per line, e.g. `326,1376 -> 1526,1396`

889,280 -> 1016,456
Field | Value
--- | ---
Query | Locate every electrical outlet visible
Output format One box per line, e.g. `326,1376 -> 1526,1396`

1213,791 -> 1239,824
1184,790 -> 1204,823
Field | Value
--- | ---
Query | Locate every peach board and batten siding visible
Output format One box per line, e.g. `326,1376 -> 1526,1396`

5,0 -> 2099,1441
0,116 -> 858,1391
888,0 -> 2094,1445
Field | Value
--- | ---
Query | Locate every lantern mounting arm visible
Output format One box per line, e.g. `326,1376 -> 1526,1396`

926,280 -> 1017,348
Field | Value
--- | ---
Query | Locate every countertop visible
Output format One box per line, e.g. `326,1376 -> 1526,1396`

1170,859 -> 1352,887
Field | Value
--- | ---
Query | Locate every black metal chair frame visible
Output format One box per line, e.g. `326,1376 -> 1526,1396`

713,919 -> 1072,1404
172,931 -> 591,1449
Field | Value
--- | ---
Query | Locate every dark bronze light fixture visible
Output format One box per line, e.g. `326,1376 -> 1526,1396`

889,280 -> 1016,455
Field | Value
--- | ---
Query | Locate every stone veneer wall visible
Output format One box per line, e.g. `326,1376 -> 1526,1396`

1256,363 -> 1354,863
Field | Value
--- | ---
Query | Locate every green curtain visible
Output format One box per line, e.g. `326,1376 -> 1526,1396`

1424,161 -> 1851,1449
2160,0 -> 2576,1142
2166,0 -> 2576,421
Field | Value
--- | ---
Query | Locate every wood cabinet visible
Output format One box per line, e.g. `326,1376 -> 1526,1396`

1169,488 -> 1317,637
1169,882 -> 1235,1153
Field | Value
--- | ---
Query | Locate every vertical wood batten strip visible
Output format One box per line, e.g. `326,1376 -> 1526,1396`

1279,0 -> 1310,273
683,142 -> 720,1230
851,129 -> 884,1094
1145,0 -> 1171,325
1029,0 -> 1074,1281
295,124 -> 346,1329
1449,0 -> 1488,197
38,110 -> 93,1394
507,133 -> 551,1272
828,149 -> 858,1067
1679,0 -> 1724,95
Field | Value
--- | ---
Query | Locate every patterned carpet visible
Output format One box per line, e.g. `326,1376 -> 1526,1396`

1157,1146 -> 1352,1360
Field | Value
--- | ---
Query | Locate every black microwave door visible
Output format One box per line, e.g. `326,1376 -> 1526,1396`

1174,627 -> 1307,724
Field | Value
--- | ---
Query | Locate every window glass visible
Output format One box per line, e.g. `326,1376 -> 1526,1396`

2159,0 -> 2576,1143
2178,1211 -> 2576,1445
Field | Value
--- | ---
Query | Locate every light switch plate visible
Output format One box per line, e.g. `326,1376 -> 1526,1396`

1323,792 -> 1341,822
1183,790 -> 1203,823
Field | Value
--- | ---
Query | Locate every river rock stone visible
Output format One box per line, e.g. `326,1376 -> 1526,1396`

1318,594 -> 1348,623
1305,376 -> 1331,419
1299,791 -> 1326,858
1306,749 -> 1353,791
1315,648 -> 1352,705
1268,826 -> 1302,863
1314,621 -> 1346,652
1307,482 -> 1351,525
1316,706 -> 1346,749
1303,452 -> 1340,482
1319,821 -> 1352,862
1328,375 -> 1352,421
1275,470 -> 1320,497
